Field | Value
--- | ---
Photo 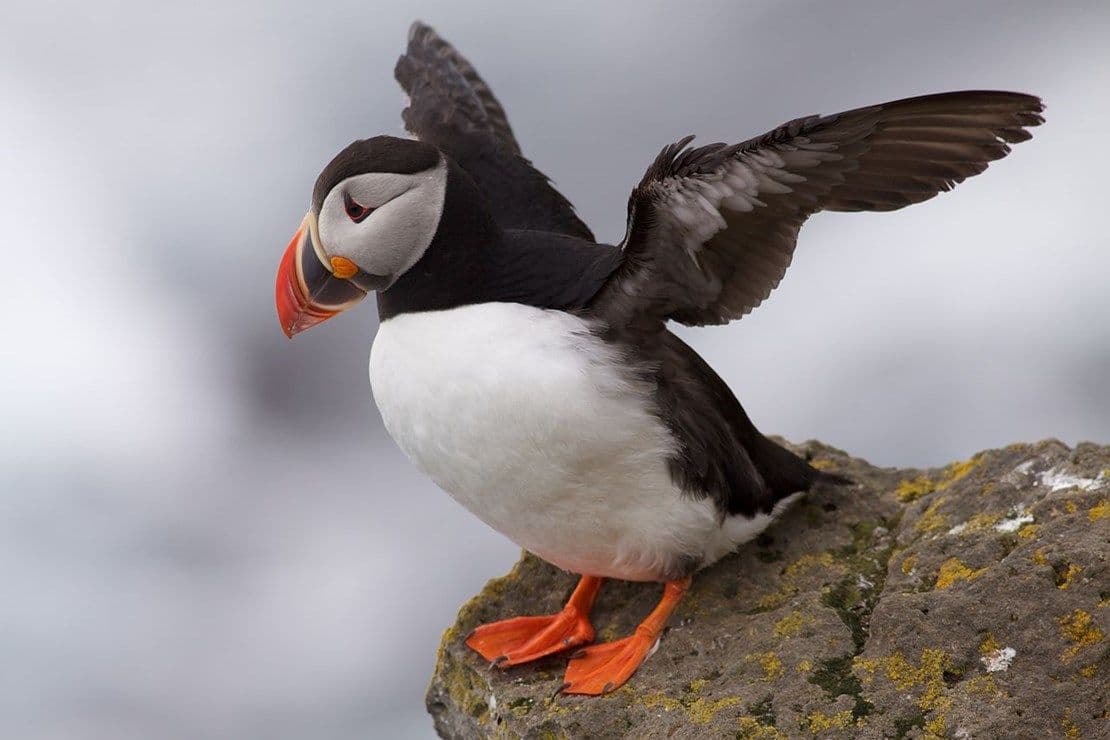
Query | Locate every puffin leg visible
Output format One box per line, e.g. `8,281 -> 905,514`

561,577 -> 691,695
465,575 -> 603,667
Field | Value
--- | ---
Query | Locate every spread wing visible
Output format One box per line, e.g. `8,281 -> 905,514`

395,22 -> 594,241
590,91 -> 1044,331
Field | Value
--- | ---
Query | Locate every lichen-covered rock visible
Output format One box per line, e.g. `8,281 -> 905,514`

426,441 -> 1108,739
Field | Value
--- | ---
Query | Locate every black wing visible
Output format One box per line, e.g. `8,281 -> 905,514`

395,22 -> 594,241
589,91 -> 1044,331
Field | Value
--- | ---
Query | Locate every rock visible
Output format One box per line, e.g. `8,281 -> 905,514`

426,441 -> 1108,739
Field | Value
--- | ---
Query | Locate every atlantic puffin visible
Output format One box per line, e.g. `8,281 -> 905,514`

275,22 -> 1042,695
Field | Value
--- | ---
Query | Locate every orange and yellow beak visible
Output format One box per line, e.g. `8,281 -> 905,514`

275,212 -> 367,338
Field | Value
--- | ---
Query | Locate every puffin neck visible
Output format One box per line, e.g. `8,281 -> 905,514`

376,160 -> 507,320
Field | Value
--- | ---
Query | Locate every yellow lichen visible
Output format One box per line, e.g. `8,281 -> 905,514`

915,497 -> 949,533
1033,548 -> 1049,566
803,710 -> 858,733
795,659 -> 814,673
640,692 -> 682,712
965,674 -> 1003,697
1059,610 -> 1104,660
687,696 -> 742,725
939,457 -> 979,488
744,652 -> 784,682
1065,500 -> 1079,514
855,648 -> 953,732
896,457 -> 979,503
1062,708 -> 1080,738
540,696 -> 573,716
962,511 -> 1002,533
896,476 -> 935,503
1058,563 -> 1083,589
598,624 -> 621,642
924,714 -> 947,739
754,588 -> 796,612
773,610 -> 809,638
783,552 -> 837,579
809,458 -> 837,471
756,552 -> 844,611
1080,664 -> 1098,678
1017,523 -> 1040,539
934,557 -> 986,590
688,678 -> 709,694
737,716 -> 786,739
1089,499 -> 1109,521
901,553 -> 917,575
979,633 -> 1002,656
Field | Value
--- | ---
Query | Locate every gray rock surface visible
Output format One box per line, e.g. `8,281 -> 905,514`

426,441 -> 1108,739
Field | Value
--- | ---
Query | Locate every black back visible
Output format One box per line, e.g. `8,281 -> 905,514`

612,328 -> 829,519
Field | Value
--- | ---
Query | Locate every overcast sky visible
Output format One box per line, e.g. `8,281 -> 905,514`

3,1 -> 1108,737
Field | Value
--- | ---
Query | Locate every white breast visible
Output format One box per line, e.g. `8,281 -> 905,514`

369,302 -> 783,581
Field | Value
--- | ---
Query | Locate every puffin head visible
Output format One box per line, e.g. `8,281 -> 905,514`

276,135 -> 447,337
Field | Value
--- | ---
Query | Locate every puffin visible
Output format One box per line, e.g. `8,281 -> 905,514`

275,22 -> 1042,695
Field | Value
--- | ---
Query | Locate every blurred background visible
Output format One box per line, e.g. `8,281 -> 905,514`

2,0 -> 1108,737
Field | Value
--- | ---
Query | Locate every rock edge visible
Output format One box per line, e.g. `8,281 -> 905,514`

427,440 -> 1108,739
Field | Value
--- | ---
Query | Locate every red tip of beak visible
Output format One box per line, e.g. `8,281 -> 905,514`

276,223 -> 337,338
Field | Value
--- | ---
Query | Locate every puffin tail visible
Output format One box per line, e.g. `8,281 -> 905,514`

748,432 -> 853,501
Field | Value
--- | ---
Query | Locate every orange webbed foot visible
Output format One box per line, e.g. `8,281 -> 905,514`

560,577 -> 691,695
465,575 -> 602,667
561,633 -> 658,695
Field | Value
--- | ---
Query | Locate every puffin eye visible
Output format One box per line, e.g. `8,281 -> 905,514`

343,192 -> 373,223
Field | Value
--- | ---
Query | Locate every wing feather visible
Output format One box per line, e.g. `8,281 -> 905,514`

395,22 -> 594,240
591,91 -> 1043,329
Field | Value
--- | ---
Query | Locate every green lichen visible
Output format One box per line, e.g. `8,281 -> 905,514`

808,656 -> 873,721
891,709 -> 926,739
435,647 -> 492,726
746,696 -> 776,728
507,696 -> 534,718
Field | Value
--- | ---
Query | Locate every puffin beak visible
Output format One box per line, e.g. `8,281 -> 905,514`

275,212 -> 368,338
